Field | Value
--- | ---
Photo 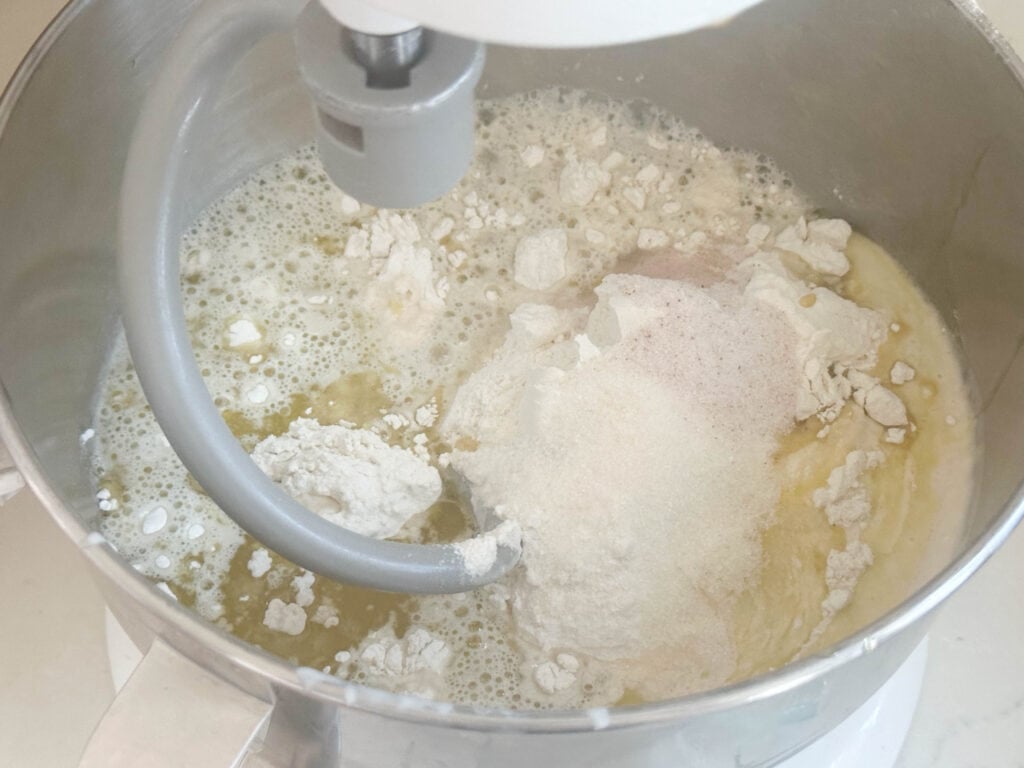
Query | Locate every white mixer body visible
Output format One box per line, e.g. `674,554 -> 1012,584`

321,0 -> 768,47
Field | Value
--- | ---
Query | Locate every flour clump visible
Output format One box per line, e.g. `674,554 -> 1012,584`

251,418 -> 441,539
514,229 -> 568,290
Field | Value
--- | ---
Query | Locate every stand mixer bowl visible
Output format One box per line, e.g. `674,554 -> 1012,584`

2,0 -> 1024,765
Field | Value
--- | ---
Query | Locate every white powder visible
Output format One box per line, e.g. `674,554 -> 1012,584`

803,450 -> 885,647
600,150 -> 624,171
453,519 -> 522,577
885,427 -> 907,444
247,548 -> 272,578
775,217 -> 852,276
362,215 -> 445,348
862,384 -> 909,427
251,418 -> 441,539
263,598 -> 307,635
812,450 -> 885,528
339,193 -> 361,216
890,360 -> 916,385
622,186 -> 646,211
514,229 -> 568,290
414,400 -> 439,428
559,153 -> 611,206
534,653 -> 580,694
430,216 -> 455,242
381,412 -> 410,430
312,604 -> 340,628
351,625 -> 452,699
360,627 -> 450,676
636,228 -> 670,250
292,569 -> 316,607
743,254 -> 890,423
822,541 -> 874,615
445,268 -> 802,698
635,164 -> 662,187
444,303 -> 588,443
440,215 -> 915,698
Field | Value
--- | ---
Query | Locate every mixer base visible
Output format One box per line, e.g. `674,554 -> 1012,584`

779,639 -> 926,767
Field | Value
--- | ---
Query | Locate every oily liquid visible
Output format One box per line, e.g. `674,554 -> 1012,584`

730,235 -> 973,679
92,90 -> 974,708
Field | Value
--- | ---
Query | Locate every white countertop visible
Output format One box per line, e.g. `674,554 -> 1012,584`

2,2 -> 1023,766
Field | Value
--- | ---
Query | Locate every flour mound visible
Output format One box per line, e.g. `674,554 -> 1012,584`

251,418 -> 441,538
349,622 -> 452,700
444,269 -> 803,698
742,253 -> 889,422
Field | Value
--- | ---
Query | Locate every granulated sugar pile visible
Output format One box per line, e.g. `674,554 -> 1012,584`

89,89 -> 974,708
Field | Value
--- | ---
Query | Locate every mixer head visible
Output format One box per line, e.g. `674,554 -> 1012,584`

297,0 -> 768,209
295,2 -> 483,209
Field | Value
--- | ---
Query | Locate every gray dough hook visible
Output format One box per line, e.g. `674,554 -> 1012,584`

118,0 -> 520,593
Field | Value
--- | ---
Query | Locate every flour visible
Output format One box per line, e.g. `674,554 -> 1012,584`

514,229 -> 568,290
292,569 -> 316,607
247,548 -> 273,578
862,384 -> 909,426
775,217 -> 852,276
452,519 -> 522,577
441,203 -> 916,697
251,418 -> 441,539
311,603 -> 340,628
413,400 -> 439,428
558,151 -> 611,206
890,360 -> 916,385
352,624 -> 452,699
812,450 -> 885,528
263,598 -> 307,635
636,228 -> 670,249
445,267 -> 802,698
622,186 -> 646,211
886,427 -> 907,444
362,215 -> 445,348
533,653 -> 580,694
803,449 -> 886,647
360,627 -> 450,676
743,254 -> 890,423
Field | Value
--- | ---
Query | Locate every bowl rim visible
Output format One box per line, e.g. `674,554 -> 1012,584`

2,0 -> 1023,735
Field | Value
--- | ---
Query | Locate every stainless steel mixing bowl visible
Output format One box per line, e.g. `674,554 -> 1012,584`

2,0 -> 1023,765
